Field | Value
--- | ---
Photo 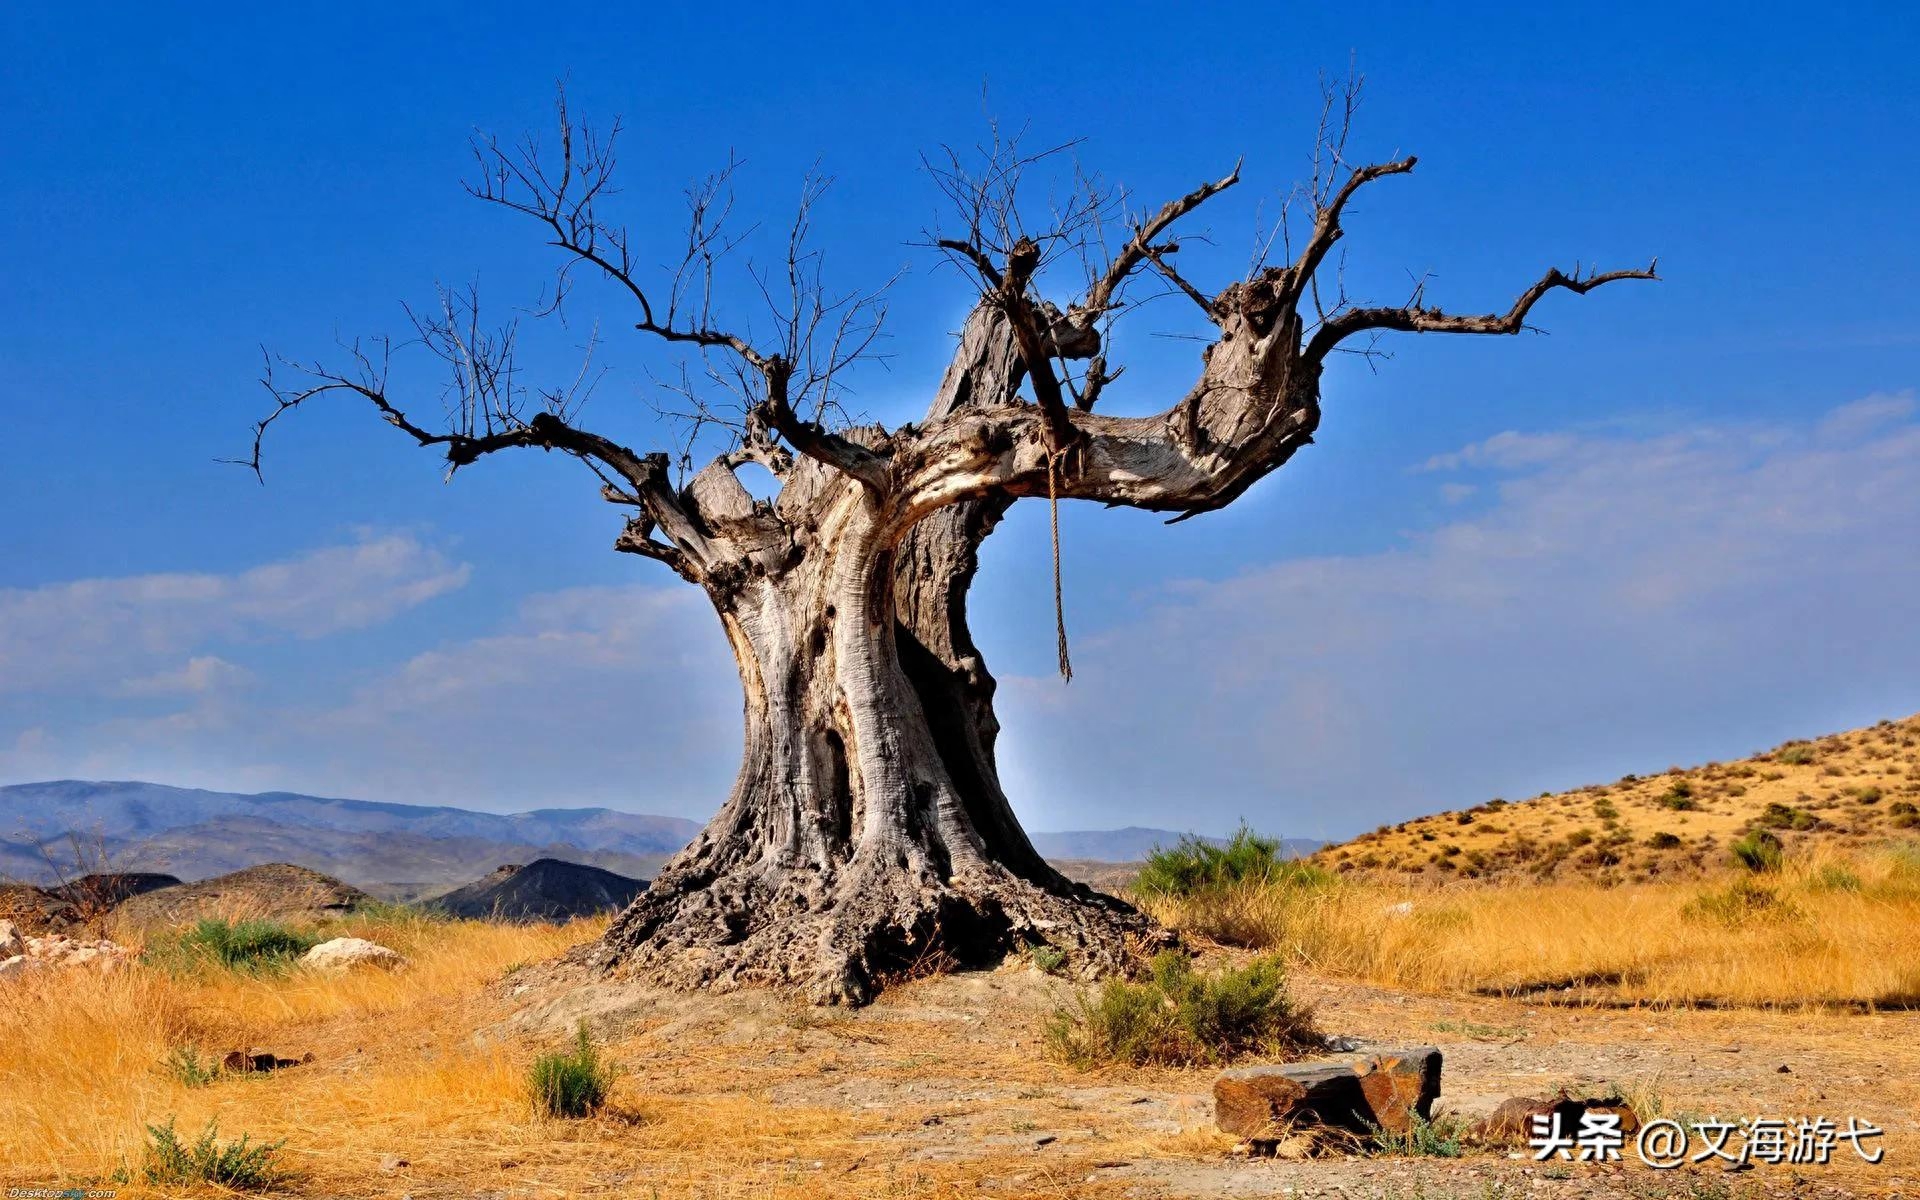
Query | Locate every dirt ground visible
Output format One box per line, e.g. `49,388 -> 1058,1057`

483,960 -> 1918,1200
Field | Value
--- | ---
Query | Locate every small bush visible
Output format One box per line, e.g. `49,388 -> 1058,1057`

1775,743 -> 1817,766
1044,951 -> 1320,1067
1135,826 -> 1327,898
138,1118 -> 286,1191
1646,831 -> 1683,850
165,918 -> 317,972
529,1023 -> 612,1118
1592,799 -> 1620,820
163,1045 -> 217,1089
1811,865 -> 1862,893
1853,787 -> 1884,805
1684,877 -> 1793,928
1756,802 -> 1817,831
1731,829 -> 1785,872
1369,1111 -> 1470,1157
1029,944 -> 1067,975
1657,790 -> 1699,811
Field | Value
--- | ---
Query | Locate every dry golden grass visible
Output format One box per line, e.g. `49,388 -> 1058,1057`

0,910 -> 1168,1198
1319,711 -> 1920,883
1143,843 -> 1920,1008
0,910 -> 601,1194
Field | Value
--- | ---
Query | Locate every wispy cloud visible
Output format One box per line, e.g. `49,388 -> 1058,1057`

995,395 -> 1920,838
0,532 -> 469,696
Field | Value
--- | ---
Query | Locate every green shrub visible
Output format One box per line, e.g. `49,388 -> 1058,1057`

1044,951 -> 1320,1067
1811,865 -> 1862,893
163,1045 -> 217,1089
1134,826 -> 1328,898
1029,944 -> 1067,975
1592,799 -> 1620,820
1657,789 -> 1699,811
529,1023 -> 613,1118
137,1118 -> 286,1190
1775,743 -> 1817,766
1646,831 -> 1683,849
1852,787 -> 1884,805
1731,829 -> 1784,872
162,918 -> 317,972
1684,876 -> 1794,928
1756,802 -> 1817,831
1369,1111 -> 1470,1157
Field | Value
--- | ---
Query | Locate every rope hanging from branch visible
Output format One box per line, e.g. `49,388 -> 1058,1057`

1047,448 -> 1072,682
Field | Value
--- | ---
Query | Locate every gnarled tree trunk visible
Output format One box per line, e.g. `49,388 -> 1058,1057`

586,453 -> 1145,1005
583,306 -> 1149,1004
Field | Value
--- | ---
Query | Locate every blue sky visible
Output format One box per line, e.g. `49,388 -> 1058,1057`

2,3 -> 1917,838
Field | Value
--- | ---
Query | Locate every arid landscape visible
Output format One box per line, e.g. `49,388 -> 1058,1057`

5,715 -> 1918,1198
6,9 -> 1916,1198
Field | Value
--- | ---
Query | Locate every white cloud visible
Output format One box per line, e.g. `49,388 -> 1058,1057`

114,656 -> 254,698
1420,430 -> 1581,472
0,533 -> 469,695
995,397 -> 1920,838
0,574 -> 739,816
1818,389 -> 1916,442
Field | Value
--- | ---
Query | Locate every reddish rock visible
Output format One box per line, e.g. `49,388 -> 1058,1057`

1214,1047 -> 1441,1140
1477,1090 -> 1640,1145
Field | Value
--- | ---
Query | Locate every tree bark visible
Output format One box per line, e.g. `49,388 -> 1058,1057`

587,309 -> 1151,1004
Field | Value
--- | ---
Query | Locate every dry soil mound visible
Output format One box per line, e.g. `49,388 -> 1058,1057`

51,872 -> 182,910
114,862 -> 369,926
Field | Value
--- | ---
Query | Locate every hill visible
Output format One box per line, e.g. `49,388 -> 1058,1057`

1318,713 -> 1920,882
111,863 -> 369,927
429,858 -> 647,922
0,780 -> 703,890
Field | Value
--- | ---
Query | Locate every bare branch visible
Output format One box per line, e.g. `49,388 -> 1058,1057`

1304,260 -> 1660,363
1079,164 -> 1241,321
1288,155 -> 1418,301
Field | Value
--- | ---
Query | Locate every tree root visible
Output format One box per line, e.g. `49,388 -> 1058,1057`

577,857 -> 1168,1005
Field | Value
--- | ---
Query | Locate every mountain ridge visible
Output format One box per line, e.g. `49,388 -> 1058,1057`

0,780 -> 1306,889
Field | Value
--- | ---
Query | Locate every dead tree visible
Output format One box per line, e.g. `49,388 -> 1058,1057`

252,89 -> 1652,1003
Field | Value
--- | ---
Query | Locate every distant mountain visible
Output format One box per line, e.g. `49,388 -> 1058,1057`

0,780 -> 702,890
430,859 -> 647,922
1027,827 -> 1323,863
0,780 -> 1315,889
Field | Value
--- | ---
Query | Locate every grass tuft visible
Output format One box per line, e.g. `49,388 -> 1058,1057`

528,1022 -> 613,1118
1044,950 -> 1320,1067
1730,829 -> 1785,872
1135,826 -> 1328,899
156,917 -> 318,973
1368,1111 -> 1470,1157
162,1044 -> 217,1088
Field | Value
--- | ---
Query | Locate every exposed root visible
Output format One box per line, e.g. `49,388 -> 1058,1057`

578,856 -> 1166,1006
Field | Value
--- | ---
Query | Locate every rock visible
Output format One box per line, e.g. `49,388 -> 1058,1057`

14,933 -> 135,970
1214,1047 -> 1442,1141
0,954 -> 44,981
302,937 -> 408,972
0,920 -> 22,959
380,1154 -> 409,1173
1476,1091 -> 1640,1146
